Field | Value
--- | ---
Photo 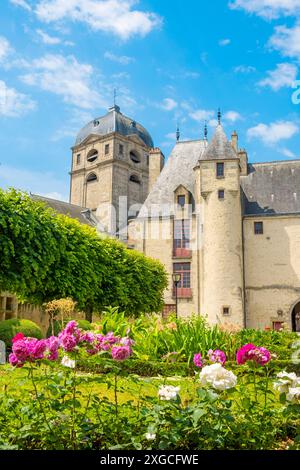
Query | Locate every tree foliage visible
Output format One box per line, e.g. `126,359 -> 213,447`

0,189 -> 168,316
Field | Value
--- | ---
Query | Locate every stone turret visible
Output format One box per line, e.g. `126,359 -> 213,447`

198,124 -> 244,327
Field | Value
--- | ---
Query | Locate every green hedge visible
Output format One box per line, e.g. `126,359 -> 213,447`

46,319 -> 91,337
77,358 -> 300,377
0,189 -> 168,317
0,319 -> 43,349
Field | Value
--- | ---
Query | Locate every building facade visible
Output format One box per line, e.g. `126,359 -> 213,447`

70,107 -> 300,331
2,105 -> 300,332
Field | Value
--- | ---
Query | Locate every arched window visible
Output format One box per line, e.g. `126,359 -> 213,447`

86,173 -> 98,183
87,149 -> 98,163
129,174 -> 141,185
130,150 -> 141,164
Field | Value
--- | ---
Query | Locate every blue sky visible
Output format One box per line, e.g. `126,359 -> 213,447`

1,0 -> 300,201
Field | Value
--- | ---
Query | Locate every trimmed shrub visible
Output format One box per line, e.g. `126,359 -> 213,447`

46,319 -> 91,337
0,319 -> 43,349
0,189 -> 168,317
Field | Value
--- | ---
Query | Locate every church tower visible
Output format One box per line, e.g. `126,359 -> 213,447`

197,121 -> 245,327
70,105 -> 155,236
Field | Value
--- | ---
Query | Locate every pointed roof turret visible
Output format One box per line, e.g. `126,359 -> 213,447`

200,124 -> 238,161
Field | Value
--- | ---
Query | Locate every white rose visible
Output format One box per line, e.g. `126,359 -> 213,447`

274,371 -> 300,394
61,355 -> 76,369
145,433 -> 156,440
287,387 -> 300,403
199,363 -> 237,391
158,385 -> 180,401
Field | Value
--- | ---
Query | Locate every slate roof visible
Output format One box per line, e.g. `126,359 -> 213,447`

241,161 -> 300,216
138,140 -> 206,218
201,124 -> 238,160
31,194 -> 99,226
75,105 -> 154,148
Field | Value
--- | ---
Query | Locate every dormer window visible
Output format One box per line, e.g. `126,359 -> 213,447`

216,162 -> 224,178
177,195 -> 186,208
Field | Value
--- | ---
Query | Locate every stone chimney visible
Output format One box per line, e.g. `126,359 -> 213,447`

238,148 -> 248,176
231,130 -> 238,152
148,148 -> 164,193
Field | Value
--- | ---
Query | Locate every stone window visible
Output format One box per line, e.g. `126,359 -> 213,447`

218,189 -> 225,200
86,173 -> 98,183
254,221 -> 263,235
222,306 -> 230,316
119,144 -> 124,155
87,149 -> 98,163
177,195 -> 186,207
105,144 -> 110,155
216,162 -> 224,178
129,174 -> 141,184
173,220 -> 190,257
173,263 -> 191,288
76,154 -> 81,165
130,150 -> 141,164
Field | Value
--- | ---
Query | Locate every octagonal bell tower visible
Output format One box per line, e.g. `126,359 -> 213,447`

70,105 -> 156,236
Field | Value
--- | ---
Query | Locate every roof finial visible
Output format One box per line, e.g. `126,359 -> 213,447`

218,108 -> 222,125
176,122 -> 180,142
113,88 -> 117,107
204,121 -> 208,141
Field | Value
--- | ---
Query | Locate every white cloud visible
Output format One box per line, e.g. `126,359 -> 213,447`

31,0 -> 162,40
112,71 -> 130,80
219,38 -> 231,46
165,132 -> 176,140
247,120 -> 298,145
189,109 -> 214,122
208,119 -> 219,127
258,63 -> 298,90
104,51 -> 135,65
0,36 -> 12,63
0,80 -> 36,117
269,23 -> 300,59
10,0 -> 32,11
224,110 -> 242,122
36,29 -> 61,44
19,54 -> 107,109
234,65 -> 256,73
229,0 -> 300,19
281,147 -> 297,157
0,163 -> 68,201
160,98 -> 178,111
41,191 -> 68,201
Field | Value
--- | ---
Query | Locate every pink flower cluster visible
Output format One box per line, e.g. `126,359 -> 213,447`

193,349 -> 227,368
236,343 -> 271,366
9,334 -> 60,367
9,321 -> 134,367
208,349 -> 227,366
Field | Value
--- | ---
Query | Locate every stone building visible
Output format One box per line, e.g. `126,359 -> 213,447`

2,105 -> 300,332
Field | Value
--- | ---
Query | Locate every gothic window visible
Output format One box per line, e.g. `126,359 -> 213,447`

87,149 -> 98,163
129,174 -> 141,184
254,221 -> 263,235
86,173 -> 98,183
130,150 -> 141,164
216,162 -> 224,178
218,189 -> 225,200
